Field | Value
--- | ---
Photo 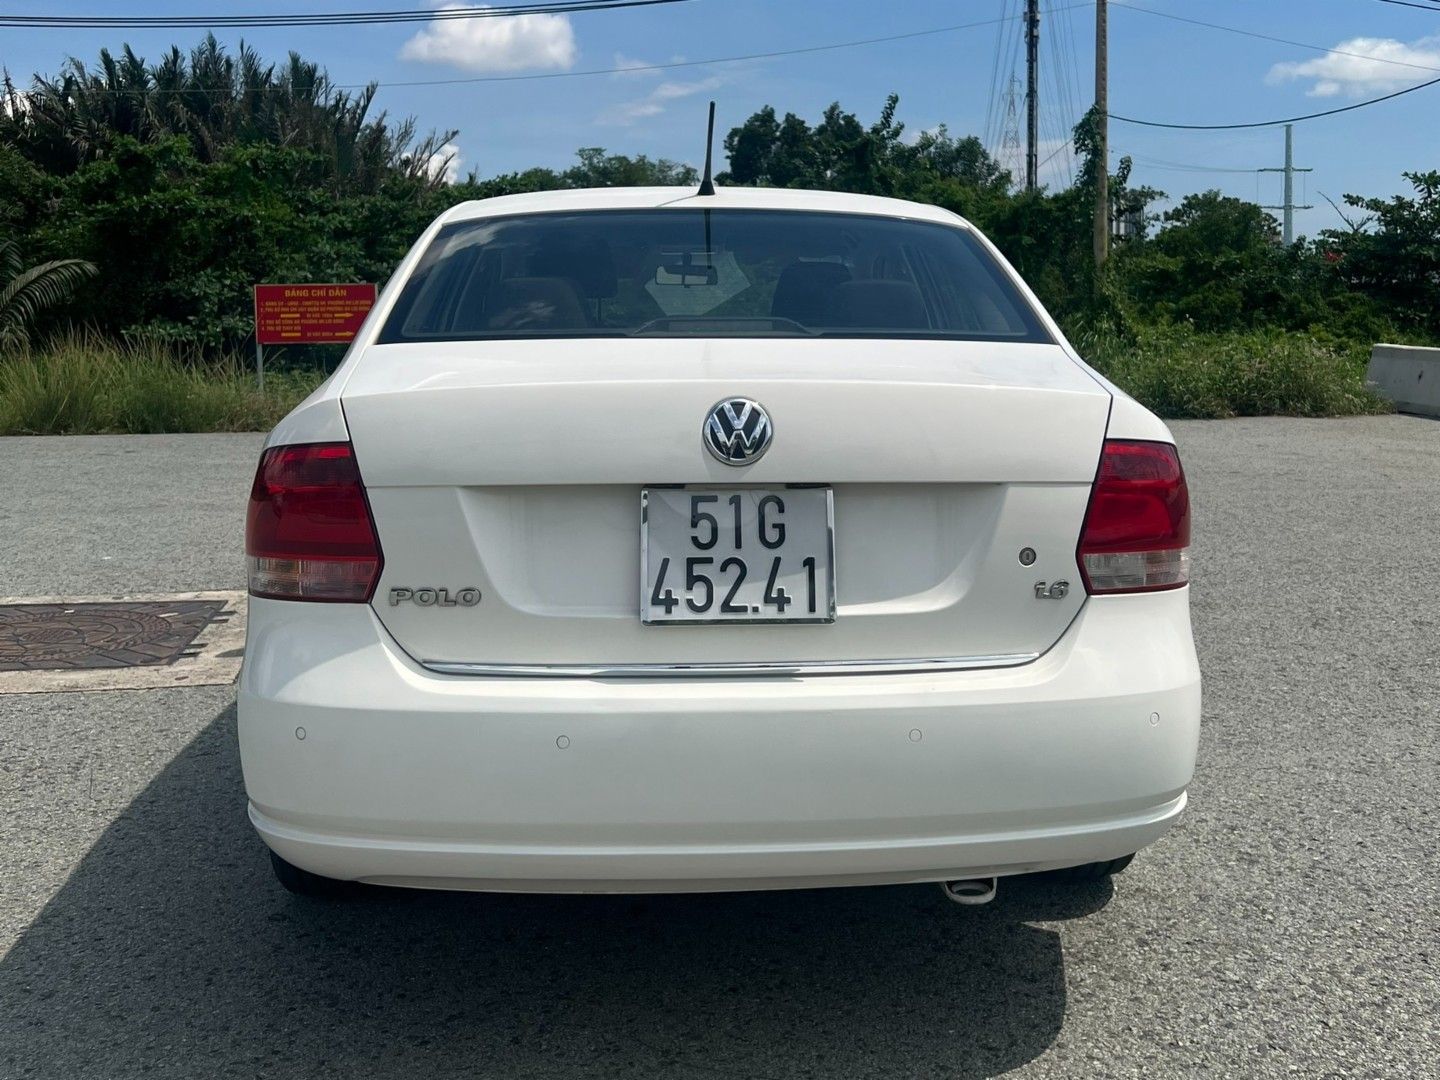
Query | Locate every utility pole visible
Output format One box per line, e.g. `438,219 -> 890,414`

1025,0 -> 1040,192
1093,0 -> 1109,268
1259,123 -> 1313,245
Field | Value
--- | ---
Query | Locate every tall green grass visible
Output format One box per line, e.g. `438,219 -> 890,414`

1073,324 -> 1390,420
0,333 -> 324,435
0,326 -> 1395,435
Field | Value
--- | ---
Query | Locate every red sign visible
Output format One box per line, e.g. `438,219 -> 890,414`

253,283 -> 376,345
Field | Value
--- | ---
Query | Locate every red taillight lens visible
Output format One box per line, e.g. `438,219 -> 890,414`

245,442 -> 382,602
1077,439 -> 1190,594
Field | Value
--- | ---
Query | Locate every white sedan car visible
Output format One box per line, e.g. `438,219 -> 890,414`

239,186 -> 1199,903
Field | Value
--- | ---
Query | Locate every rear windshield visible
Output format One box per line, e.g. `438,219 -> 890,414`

378,208 -> 1051,343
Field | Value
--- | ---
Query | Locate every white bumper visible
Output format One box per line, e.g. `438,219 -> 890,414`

237,591 -> 1200,893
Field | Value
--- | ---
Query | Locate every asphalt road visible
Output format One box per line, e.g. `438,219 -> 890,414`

2,417 -> 1438,1079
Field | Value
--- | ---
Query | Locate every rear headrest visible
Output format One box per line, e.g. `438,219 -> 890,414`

771,261 -> 852,324
530,236 -> 618,299
485,277 -> 590,331
825,280 -> 930,331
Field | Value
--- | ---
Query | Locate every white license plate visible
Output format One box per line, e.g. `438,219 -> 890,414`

641,487 -> 835,624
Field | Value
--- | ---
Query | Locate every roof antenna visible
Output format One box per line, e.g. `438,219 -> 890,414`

696,100 -> 717,197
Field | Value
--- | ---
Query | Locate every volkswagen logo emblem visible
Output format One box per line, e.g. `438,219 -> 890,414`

703,398 -> 773,466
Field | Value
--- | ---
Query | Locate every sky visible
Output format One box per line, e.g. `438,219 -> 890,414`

2,0 -> 1438,239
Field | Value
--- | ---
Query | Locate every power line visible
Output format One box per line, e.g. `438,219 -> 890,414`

984,0 -> 1081,190
1043,0 -> 1082,186
982,0 -> 1017,156
1111,72 -> 1440,129
0,0 -> 688,29
1112,0 -> 1440,75
1038,139 -> 1072,170
30,4 -> 1098,94
1119,152 -> 1261,175
1374,0 -> 1440,11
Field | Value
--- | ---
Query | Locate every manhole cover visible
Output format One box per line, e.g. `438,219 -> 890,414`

0,601 -> 226,672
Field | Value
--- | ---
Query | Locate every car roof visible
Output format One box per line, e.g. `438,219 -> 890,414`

436,186 -> 973,229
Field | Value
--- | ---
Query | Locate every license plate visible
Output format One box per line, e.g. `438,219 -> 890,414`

641,487 -> 835,624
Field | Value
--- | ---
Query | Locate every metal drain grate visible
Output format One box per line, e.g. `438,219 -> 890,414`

0,601 -> 227,672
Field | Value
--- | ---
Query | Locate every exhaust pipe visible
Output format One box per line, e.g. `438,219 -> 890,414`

940,877 -> 998,905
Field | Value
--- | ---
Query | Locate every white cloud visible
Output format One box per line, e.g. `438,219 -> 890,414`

399,5 -> 576,74
425,141 -> 463,184
611,53 -> 657,78
609,53 -> 689,78
1267,35 -> 1440,97
902,124 -> 942,147
596,75 -> 722,127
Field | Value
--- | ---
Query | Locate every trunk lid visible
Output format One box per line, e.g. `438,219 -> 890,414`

342,338 -> 1109,670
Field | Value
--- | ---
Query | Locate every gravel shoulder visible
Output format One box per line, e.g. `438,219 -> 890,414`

0,433 -> 263,596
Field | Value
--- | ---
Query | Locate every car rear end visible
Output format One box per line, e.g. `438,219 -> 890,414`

237,188 -> 1200,894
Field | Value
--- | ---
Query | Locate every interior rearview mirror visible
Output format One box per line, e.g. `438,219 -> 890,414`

655,257 -> 719,286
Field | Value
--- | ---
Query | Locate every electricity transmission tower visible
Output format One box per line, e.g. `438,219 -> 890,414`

1259,123 -> 1313,245
999,75 -> 1025,187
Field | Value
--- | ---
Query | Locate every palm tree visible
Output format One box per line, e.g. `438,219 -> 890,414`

0,238 -> 97,348
1,37 -> 456,194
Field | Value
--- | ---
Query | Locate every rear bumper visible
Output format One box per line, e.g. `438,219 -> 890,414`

237,591 -> 1201,893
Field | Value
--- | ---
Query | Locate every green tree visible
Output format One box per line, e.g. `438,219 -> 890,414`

1,36 -> 454,194
1115,191 -> 1284,330
561,147 -> 697,188
719,95 -> 918,194
26,137 -> 444,346
1108,190 -> 1389,337
13,140 -> 712,348
895,125 -> 1012,194
720,105 -> 817,188
977,108 -> 1157,322
1326,171 -> 1440,330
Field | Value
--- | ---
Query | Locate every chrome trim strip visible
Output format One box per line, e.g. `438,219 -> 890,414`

419,653 -> 1040,679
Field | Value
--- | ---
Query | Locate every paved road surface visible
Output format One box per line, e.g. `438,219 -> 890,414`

2,417 -> 1438,1079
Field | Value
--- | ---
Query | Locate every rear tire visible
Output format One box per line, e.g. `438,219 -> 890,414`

1042,854 -> 1135,883
269,850 -> 353,898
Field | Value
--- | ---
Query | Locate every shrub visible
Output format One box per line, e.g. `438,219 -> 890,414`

0,332 -> 322,434
1072,323 -> 1391,420
0,325 -> 1397,435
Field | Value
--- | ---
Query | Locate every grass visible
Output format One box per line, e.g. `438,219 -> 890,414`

0,333 -> 324,435
0,325 -> 1395,435
1074,323 -> 1391,420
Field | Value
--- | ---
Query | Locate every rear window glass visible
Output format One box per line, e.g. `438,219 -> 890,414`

378,208 -> 1051,343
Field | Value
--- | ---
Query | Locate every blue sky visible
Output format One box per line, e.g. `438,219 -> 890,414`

3,0 -> 1438,238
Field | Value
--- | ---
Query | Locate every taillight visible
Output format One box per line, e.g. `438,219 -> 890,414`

1077,439 -> 1190,594
245,442 -> 382,602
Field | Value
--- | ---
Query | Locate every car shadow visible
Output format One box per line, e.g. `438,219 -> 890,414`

1,703 -> 1110,1079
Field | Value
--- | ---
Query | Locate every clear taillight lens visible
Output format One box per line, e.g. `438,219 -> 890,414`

245,442 -> 382,602
1078,440 -> 1191,594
